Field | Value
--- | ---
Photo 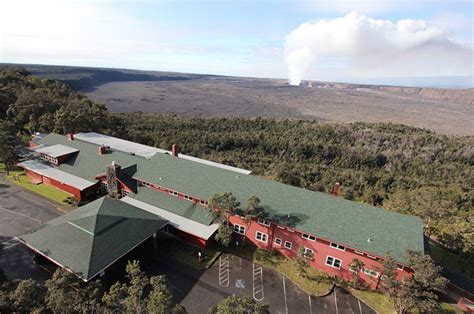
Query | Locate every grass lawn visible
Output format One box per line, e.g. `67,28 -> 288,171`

428,241 -> 473,279
1,164 -> 72,205
159,239 -> 222,270
350,289 -> 394,314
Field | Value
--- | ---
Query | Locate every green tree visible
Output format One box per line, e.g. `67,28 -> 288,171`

44,269 -> 77,313
73,280 -> 103,313
53,99 -> 108,134
208,192 -> 240,224
294,246 -> 314,278
381,251 -> 447,314
146,275 -> 174,313
10,279 -> 42,312
209,295 -> 269,314
241,195 -> 262,245
214,224 -> 234,247
0,119 -> 19,175
348,258 -> 365,288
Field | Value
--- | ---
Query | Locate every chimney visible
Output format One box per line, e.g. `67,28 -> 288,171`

172,144 -> 180,157
98,145 -> 106,155
331,182 -> 341,196
67,133 -> 74,141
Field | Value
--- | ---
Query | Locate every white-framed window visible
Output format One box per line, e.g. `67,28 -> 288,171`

363,268 -> 379,277
277,225 -> 285,229
284,241 -> 292,249
287,228 -> 294,232
169,190 -> 174,195
274,238 -> 282,246
354,250 -> 365,255
200,200 -> 206,205
184,195 -> 189,199
234,224 -> 245,235
367,255 -> 377,260
173,191 -> 178,196
325,256 -> 342,269
257,218 -> 271,227
303,247 -> 313,258
255,231 -> 268,243
397,265 -> 404,271
330,242 -> 346,251
302,233 -> 316,241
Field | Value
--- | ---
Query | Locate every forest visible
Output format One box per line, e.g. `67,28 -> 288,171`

0,67 -> 472,264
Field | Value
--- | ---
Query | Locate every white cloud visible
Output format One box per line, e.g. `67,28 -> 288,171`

284,11 -> 473,85
0,0 -> 193,67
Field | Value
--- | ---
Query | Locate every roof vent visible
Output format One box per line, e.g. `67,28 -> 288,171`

367,238 -> 373,242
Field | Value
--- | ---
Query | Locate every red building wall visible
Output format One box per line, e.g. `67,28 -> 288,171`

229,215 -> 412,290
175,229 -> 210,248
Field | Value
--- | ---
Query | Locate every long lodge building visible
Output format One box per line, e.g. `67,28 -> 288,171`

17,132 -> 424,288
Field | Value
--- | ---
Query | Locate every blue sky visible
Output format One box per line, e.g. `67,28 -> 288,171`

1,0 -> 473,84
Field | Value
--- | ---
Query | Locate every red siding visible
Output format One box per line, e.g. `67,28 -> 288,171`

229,215 -> 412,290
175,229 -> 209,248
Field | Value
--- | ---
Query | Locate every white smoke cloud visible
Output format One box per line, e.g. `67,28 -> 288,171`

284,12 -> 473,86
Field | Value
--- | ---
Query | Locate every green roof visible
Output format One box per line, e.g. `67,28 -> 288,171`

37,133 -> 424,263
135,150 -> 424,263
130,187 -> 214,225
18,197 -> 167,281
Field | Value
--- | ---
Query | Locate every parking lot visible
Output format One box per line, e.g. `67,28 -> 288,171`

151,253 -> 375,314
0,179 -> 62,237
0,180 -> 375,313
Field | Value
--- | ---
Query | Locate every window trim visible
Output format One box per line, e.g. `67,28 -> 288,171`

303,247 -> 313,258
286,228 -> 294,232
302,233 -> 316,241
363,268 -> 379,278
257,218 -> 271,227
367,255 -> 377,260
330,242 -> 346,251
233,224 -> 246,235
284,241 -> 293,249
325,255 -> 342,269
274,238 -> 282,246
255,231 -> 268,243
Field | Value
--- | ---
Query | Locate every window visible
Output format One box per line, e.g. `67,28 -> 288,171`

325,256 -> 342,269
287,228 -> 294,232
277,225 -> 285,229
274,238 -> 282,246
367,255 -> 377,260
284,241 -> 292,249
302,233 -> 316,241
397,265 -> 404,271
257,218 -> 270,227
200,200 -> 206,205
363,268 -> 379,277
169,190 -> 174,195
100,181 -> 108,193
330,243 -> 346,251
234,224 -> 245,235
121,189 -> 130,197
184,195 -> 189,199
303,247 -> 313,258
255,231 -> 268,243
354,250 -> 365,255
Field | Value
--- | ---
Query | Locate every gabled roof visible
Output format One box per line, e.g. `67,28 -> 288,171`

34,144 -> 79,158
17,197 -> 168,281
18,160 -> 96,190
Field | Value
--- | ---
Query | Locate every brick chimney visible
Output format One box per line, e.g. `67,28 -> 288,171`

66,133 -> 74,141
98,145 -> 107,155
172,144 -> 180,157
331,182 -> 341,196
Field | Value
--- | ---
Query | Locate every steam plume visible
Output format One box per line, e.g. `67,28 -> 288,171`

284,12 -> 473,86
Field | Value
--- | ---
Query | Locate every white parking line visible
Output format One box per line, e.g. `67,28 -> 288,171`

334,288 -> 339,314
282,276 -> 288,314
218,255 -> 230,287
358,299 -> 363,314
252,263 -> 264,301
0,206 -> 42,223
308,295 -> 313,314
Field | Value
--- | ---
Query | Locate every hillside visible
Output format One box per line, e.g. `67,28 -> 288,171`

4,63 -> 473,136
